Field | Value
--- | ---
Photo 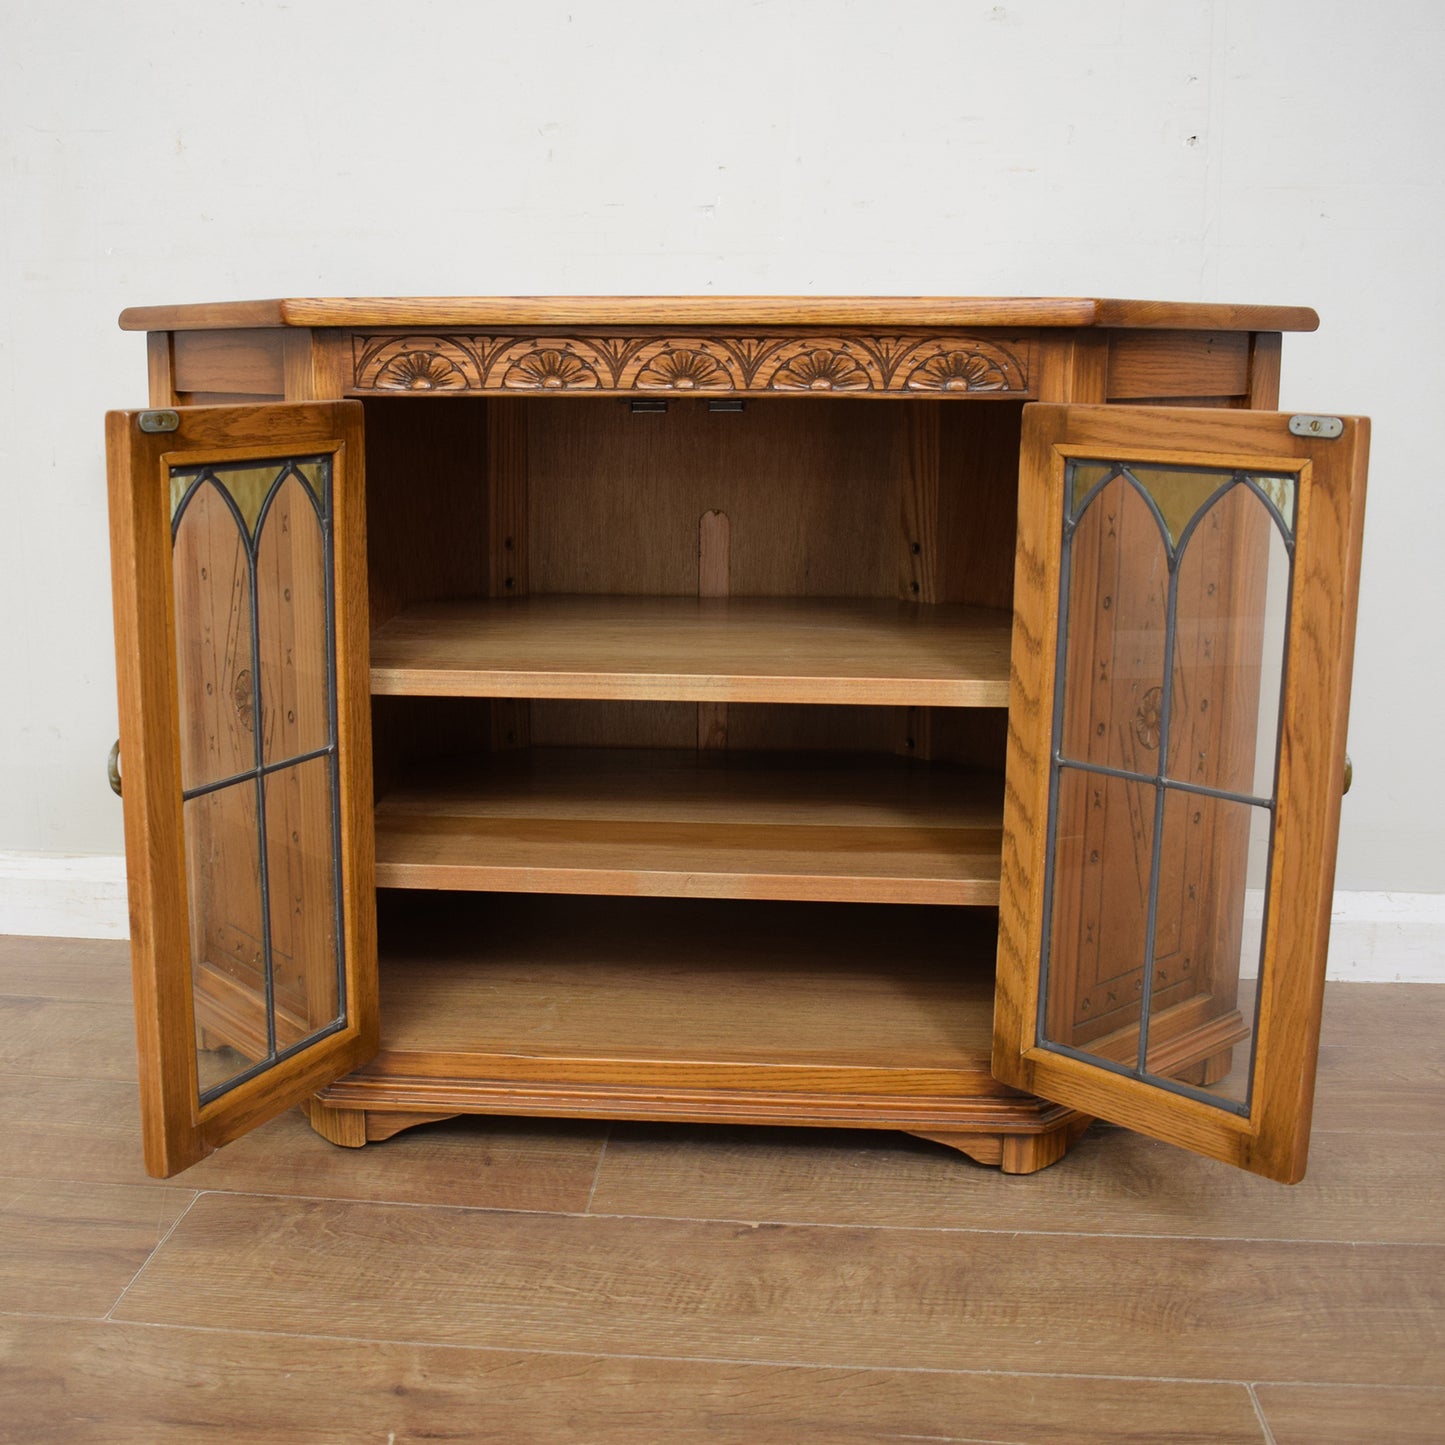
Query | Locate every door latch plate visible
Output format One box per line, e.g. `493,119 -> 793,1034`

1288,414 -> 1343,440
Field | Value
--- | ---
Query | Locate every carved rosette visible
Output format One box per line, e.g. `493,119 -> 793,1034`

352,332 -> 1030,396
1133,685 -> 1164,750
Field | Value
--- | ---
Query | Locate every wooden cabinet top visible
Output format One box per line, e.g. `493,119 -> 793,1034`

118,296 -> 1320,333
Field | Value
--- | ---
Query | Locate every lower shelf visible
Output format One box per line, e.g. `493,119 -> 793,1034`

374,748 -> 1004,905
311,894 -> 1071,1138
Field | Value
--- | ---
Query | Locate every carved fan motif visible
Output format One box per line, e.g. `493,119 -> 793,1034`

352,331 -> 1031,395
635,347 -> 731,390
771,347 -> 871,391
906,350 -> 1012,391
375,349 -> 467,391
503,348 -> 599,390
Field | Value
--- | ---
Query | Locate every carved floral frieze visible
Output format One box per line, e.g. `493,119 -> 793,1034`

352,331 -> 1031,396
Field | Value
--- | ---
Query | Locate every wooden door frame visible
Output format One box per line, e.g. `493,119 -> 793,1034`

993,404 -> 1368,1182
107,401 -> 377,1177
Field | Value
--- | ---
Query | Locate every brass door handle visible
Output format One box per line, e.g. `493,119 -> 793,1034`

107,739 -> 123,797
1343,753 -> 1353,795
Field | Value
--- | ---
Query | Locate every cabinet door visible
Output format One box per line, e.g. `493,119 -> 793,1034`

994,404 -> 1367,1182
106,402 -> 376,1177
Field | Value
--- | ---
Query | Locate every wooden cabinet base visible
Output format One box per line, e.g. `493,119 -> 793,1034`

910,1116 -> 1092,1174
302,1079 -> 1092,1175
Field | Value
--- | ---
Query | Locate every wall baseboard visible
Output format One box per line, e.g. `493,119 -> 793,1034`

0,852 -> 1441,983
0,852 -> 130,941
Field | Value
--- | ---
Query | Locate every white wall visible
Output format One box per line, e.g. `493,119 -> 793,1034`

1,1 -> 1441,916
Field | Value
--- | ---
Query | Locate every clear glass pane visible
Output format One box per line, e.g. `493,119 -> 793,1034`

264,756 -> 341,1049
1144,792 -> 1271,1107
1043,769 -> 1157,1054
173,481 -> 256,792
1167,486 -> 1291,797
1060,476 -> 1170,772
256,472 -> 331,766
183,780 -> 267,1096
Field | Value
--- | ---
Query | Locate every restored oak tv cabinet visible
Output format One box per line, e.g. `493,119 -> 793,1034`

105,297 -> 1367,1183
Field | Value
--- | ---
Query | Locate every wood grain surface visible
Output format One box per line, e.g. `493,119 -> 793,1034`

1,934 -> 1439,1442
110,1191 -> 1443,1383
369,595 -> 1013,705
117,295 -> 1321,331
374,749 -> 1003,903
0,1315 -> 1271,1445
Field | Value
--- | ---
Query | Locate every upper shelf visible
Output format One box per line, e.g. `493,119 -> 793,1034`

118,295 -> 1321,333
369,596 -> 1013,706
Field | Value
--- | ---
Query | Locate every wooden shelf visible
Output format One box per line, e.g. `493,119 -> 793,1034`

369,596 -> 1013,706
366,893 -> 999,1080
375,748 -> 1003,905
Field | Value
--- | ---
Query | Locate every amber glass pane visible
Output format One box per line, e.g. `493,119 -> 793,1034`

1060,476 -> 1169,772
256,474 -> 331,766
264,756 -> 340,1049
1044,769 -> 1156,1051
1068,461 -> 1114,514
1125,466 -> 1229,550
1145,791 -> 1270,1107
1168,489 -> 1290,798
184,780 -> 267,1095
173,482 -> 256,792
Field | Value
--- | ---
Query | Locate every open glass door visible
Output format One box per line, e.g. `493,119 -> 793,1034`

106,402 -> 376,1177
994,404 -> 1367,1182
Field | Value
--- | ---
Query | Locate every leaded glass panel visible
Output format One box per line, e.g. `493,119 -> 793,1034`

170,456 -> 346,1105
1038,460 -> 1296,1117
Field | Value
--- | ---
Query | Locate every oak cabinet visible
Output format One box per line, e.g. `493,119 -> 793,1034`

105,298 -> 1367,1183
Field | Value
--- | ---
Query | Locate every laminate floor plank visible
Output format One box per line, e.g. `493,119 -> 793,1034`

588,1121 -> 1445,1243
0,1176 -> 192,1319
3,931 -> 1442,1442
0,1316 -> 1269,1445
1316,981 -> 1445,1049
0,996 -> 136,1081
0,935 -> 132,1003
112,1192 -> 1444,1385
0,1075 -> 607,1211
1254,1383 -> 1445,1444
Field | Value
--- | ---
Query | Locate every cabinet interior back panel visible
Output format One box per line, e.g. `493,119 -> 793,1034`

526,398 -> 907,598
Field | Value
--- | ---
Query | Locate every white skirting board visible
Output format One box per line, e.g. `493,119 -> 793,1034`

0,851 -> 1441,982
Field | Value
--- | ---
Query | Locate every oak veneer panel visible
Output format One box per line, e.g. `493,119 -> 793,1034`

590,1123 -> 1445,1244
526,397 -> 902,601
170,329 -> 285,396
112,1191 -> 1443,1383
375,750 -> 1003,904
0,935 -> 133,1003
118,295 -> 1320,331
0,1317 -> 1270,1445
370,596 -> 1013,705
1106,329 -> 1251,399
0,996 -> 136,1081
1255,1385 -> 1445,1444
371,894 -> 998,1071
0,1175 -> 191,1317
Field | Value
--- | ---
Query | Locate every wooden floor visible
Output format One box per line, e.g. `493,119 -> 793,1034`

0,934 -> 1440,1444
